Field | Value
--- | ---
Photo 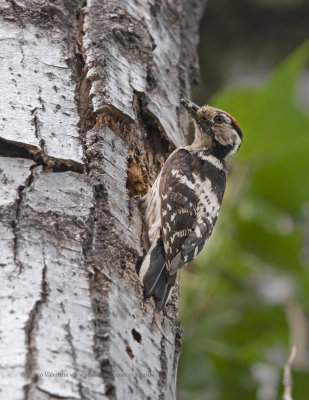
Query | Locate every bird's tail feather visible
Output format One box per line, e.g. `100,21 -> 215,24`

139,237 -> 171,309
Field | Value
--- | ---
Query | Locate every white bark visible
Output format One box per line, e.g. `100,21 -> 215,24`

0,19 -> 83,168
0,0 -> 205,399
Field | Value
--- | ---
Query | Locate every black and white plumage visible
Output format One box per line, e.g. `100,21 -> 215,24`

139,98 -> 243,309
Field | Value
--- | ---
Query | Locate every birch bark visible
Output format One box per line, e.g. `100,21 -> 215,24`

0,1 -> 205,399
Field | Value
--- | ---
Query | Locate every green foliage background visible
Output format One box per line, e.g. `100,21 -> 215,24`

178,42 -> 309,400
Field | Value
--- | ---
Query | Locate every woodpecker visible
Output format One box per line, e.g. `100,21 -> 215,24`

139,98 -> 243,309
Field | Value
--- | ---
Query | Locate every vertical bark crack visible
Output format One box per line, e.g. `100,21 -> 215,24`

84,179 -> 117,400
76,2 -> 96,175
13,166 -> 36,274
64,321 -> 85,400
24,249 -> 49,400
159,336 -> 167,400
31,95 -> 45,156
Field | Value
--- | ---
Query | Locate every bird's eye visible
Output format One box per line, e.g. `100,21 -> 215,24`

214,115 -> 224,124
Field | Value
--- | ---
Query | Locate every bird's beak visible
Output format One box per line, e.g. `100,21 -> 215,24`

180,97 -> 200,116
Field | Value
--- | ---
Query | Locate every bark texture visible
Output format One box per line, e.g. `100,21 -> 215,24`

0,1 -> 205,399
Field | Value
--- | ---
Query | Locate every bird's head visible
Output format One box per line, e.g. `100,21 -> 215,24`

181,97 -> 243,160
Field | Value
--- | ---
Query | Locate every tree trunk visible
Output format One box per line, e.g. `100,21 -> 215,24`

0,1 -> 205,399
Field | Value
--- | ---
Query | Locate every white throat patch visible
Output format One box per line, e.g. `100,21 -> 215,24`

225,130 -> 242,159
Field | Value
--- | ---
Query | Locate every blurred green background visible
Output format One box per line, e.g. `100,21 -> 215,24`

178,1 -> 309,399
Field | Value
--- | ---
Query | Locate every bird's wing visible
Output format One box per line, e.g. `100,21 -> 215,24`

181,215 -> 217,265
159,149 -> 198,271
159,148 -> 223,275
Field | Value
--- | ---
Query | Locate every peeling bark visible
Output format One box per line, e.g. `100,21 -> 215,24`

0,0 -> 205,399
